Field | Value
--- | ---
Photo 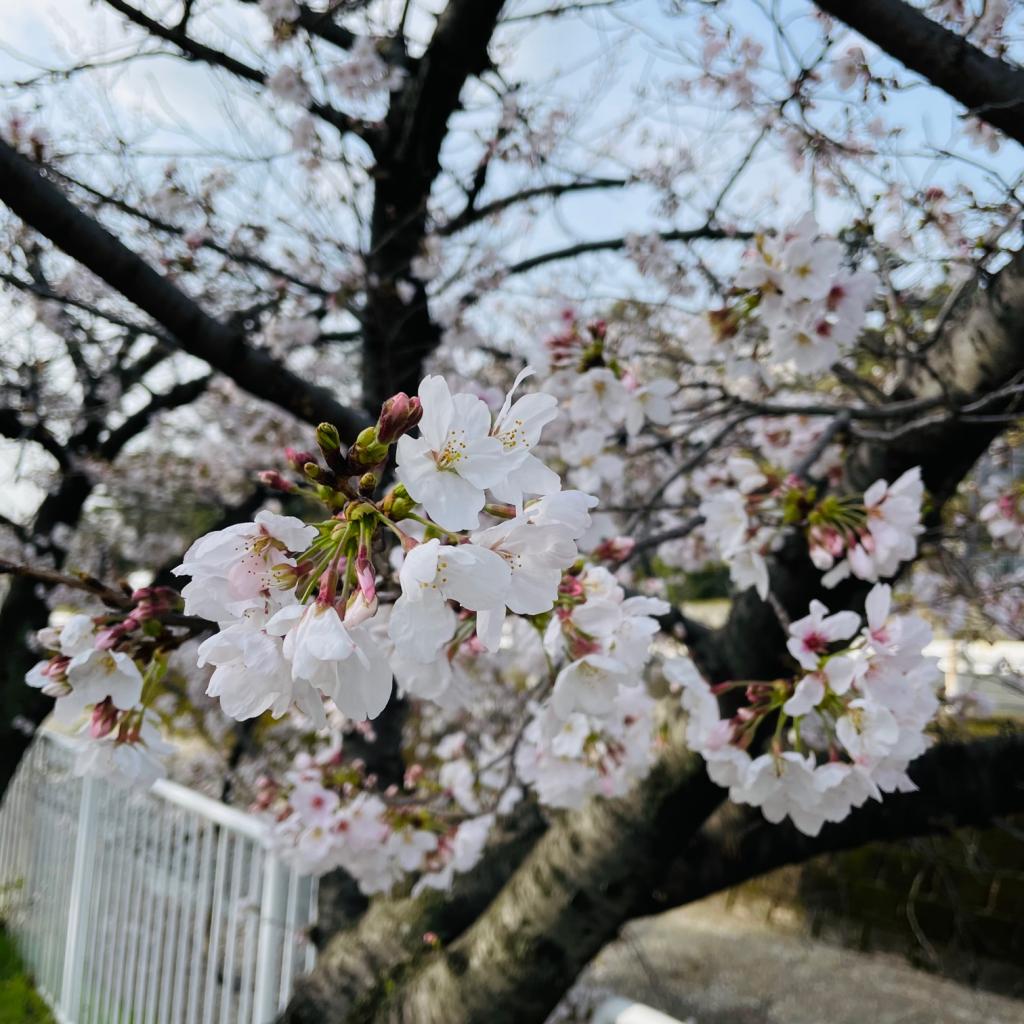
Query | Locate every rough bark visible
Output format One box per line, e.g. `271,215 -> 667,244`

363,729 -> 725,1024
280,803 -> 547,1023
813,0 -> 1024,146
359,0 -> 507,410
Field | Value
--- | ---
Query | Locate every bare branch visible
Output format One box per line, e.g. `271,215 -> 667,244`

99,374 -> 213,460
437,177 -> 630,237
99,0 -> 374,139
502,225 -> 752,277
0,407 -> 71,470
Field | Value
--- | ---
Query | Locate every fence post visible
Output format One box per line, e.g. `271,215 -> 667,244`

61,774 -> 100,1020
253,853 -> 289,1023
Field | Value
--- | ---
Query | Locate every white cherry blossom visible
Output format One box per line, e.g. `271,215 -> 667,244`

396,376 -> 508,531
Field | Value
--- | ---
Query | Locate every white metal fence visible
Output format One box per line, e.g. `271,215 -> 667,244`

0,730 -> 318,1024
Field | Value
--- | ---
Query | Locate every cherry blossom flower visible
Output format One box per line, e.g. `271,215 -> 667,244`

268,602 -> 393,721
623,378 -> 676,436
73,713 -> 173,788
487,367 -> 561,507
172,511 -> 316,622
389,538 -> 510,661
395,376 -> 508,531
550,654 -> 630,719
787,599 -> 860,670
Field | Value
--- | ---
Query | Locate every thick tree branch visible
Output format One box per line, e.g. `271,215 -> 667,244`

359,0 -> 507,405
0,139 -> 371,438
813,0 -> 1024,146
281,804 -> 547,1023
353,724 -> 728,1024
649,729 -> 1024,915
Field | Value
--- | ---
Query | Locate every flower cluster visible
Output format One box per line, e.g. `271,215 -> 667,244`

175,368 -> 582,736
26,606 -> 177,786
515,685 -> 660,810
980,486 -> 1024,550
672,583 -> 939,836
697,456 -> 777,599
807,467 -> 925,587
695,460 -> 924,601
688,214 -> 877,377
259,738 -> 493,894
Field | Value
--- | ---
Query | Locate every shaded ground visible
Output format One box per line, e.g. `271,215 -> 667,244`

572,893 -> 1024,1024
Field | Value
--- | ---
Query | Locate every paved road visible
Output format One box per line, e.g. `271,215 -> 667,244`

570,894 -> 1023,1024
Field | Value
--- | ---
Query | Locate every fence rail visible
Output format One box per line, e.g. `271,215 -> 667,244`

0,730 -> 317,1024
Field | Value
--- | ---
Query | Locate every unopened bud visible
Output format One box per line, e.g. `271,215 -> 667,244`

285,447 -> 317,471
381,484 -> 415,520
303,461 -> 322,482
377,393 -> 423,444
358,472 -> 378,496
354,426 -> 377,450
592,536 -> 635,562
90,698 -> 119,739
317,422 -> 343,453
349,424 -> 389,468
483,502 -> 518,520
258,470 -> 294,493
355,543 -> 376,603
316,422 -> 349,474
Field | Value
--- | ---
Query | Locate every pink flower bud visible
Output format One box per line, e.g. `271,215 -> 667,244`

355,544 -> 377,603
377,393 -> 423,443
284,447 -> 317,471
258,470 -> 294,492
593,536 -> 635,562
90,698 -> 119,739
95,622 -> 130,650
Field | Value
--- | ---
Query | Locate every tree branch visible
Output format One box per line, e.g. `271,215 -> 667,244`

0,139 -> 371,438
437,177 -> 630,237
99,0 -> 373,138
813,0 -> 1024,146
238,0 -> 357,51
502,225 -> 752,277
0,407 -> 71,470
99,374 -> 212,460
50,167 -> 332,296
649,729 -> 1024,915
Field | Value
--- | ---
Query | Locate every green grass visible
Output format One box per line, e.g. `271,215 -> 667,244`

0,929 -> 55,1024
